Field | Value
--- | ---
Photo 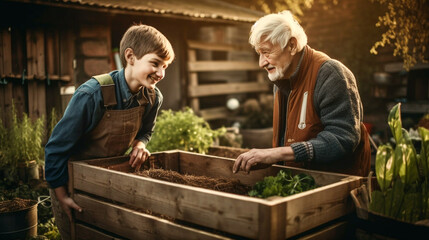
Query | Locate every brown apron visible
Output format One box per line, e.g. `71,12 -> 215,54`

52,73 -> 154,239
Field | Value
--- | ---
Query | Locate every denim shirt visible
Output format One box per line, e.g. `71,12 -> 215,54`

45,69 -> 163,188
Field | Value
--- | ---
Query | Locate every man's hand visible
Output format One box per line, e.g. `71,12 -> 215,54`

232,147 -> 295,173
129,140 -> 150,171
54,186 -> 82,222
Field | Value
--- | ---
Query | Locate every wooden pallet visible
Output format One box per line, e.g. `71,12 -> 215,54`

187,40 -> 270,121
69,150 -> 362,239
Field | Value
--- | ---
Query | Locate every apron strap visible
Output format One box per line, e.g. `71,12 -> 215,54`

93,74 -> 117,107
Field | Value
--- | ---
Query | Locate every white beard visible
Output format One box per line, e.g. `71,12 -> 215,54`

268,68 -> 284,81
268,63 -> 289,81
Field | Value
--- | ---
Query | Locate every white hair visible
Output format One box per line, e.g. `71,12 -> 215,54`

249,11 -> 307,51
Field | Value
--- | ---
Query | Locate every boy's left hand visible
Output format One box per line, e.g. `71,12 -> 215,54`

129,140 -> 151,171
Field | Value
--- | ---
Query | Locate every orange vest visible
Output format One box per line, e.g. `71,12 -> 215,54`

272,46 -> 370,176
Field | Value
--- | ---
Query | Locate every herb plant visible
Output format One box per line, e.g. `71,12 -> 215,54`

5,102 -> 45,167
146,107 -> 226,154
248,170 -> 316,198
370,103 -> 429,223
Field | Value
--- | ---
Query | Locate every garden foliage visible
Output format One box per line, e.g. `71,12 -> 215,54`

146,108 -> 225,154
370,103 -> 429,222
0,103 -> 44,169
248,169 -> 316,198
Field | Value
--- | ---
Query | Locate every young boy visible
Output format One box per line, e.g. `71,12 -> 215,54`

44,24 -> 175,239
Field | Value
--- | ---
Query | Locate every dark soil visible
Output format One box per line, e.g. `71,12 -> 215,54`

135,169 -> 251,195
0,198 -> 37,213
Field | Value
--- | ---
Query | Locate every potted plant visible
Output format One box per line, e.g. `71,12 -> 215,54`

350,103 -> 429,238
1,103 -> 45,183
238,94 -> 273,148
146,107 -> 225,154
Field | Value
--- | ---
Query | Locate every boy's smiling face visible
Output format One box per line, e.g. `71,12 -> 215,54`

133,53 -> 169,90
125,51 -> 170,93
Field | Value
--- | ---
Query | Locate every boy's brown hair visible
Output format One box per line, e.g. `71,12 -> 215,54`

120,24 -> 174,67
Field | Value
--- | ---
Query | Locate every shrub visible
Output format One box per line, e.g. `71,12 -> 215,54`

147,108 -> 225,154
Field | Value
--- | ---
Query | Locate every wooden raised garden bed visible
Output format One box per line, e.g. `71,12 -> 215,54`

68,150 -> 362,239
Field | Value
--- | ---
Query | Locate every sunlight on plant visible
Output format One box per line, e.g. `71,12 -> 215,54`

370,0 -> 429,71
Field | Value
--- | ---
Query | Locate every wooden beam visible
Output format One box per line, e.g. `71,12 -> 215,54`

187,40 -> 253,52
187,49 -> 200,112
198,107 -> 230,121
75,224 -> 126,240
74,194 -> 229,240
188,82 -> 269,97
188,61 -> 260,72
0,29 -> 12,76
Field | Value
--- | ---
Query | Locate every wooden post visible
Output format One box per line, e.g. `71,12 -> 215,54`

187,49 -> 199,112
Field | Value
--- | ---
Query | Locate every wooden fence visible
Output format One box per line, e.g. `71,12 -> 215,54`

0,27 -> 74,128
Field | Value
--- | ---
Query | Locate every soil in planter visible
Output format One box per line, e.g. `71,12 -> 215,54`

135,169 -> 251,195
0,198 -> 36,213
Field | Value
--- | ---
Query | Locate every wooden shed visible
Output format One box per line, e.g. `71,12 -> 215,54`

0,0 -> 269,127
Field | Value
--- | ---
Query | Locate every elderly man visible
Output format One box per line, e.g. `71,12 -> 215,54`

233,11 -> 370,176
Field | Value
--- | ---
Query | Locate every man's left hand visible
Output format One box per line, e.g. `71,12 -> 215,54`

232,147 -> 295,173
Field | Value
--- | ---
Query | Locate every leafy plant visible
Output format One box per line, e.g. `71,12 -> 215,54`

0,117 -> 7,168
4,102 -> 45,167
248,169 -> 316,198
370,103 -> 429,223
146,108 -> 226,154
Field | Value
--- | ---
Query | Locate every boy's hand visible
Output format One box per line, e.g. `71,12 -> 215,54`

129,140 -> 151,171
54,186 -> 82,222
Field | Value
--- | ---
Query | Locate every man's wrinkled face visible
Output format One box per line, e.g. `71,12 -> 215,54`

256,41 -> 292,81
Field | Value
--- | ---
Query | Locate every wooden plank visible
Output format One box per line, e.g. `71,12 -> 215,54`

74,194 -> 231,240
0,74 -> 70,81
0,83 -> 13,127
198,107 -> 230,121
1,29 -> 12,77
75,224 -> 126,240
60,29 -> 75,83
259,202 -> 286,240
283,178 -> 360,237
71,162 -> 264,239
188,82 -> 270,97
45,29 -> 59,77
0,29 -> 12,126
188,61 -> 260,72
295,220 -> 349,240
26,29 -> 45,78
26,29 -> 46,121
187,40 -> 253,52
11,28 -> 25,76
187,49 -> 199,112
12,81 -> 25,119
68,161 -> 76,240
